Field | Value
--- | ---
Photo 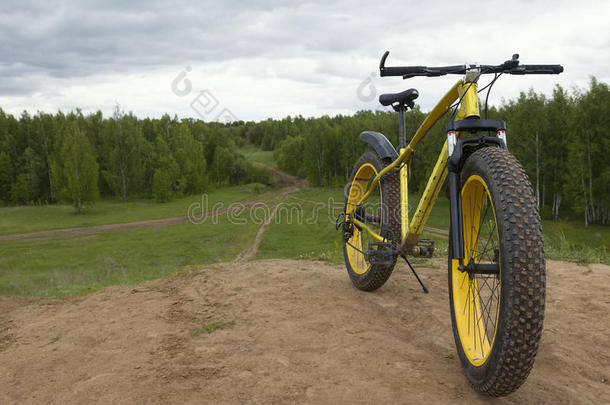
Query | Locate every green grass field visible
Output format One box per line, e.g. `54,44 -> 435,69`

0,184 -> 272,235
0,184 -> 273,296
0,210 -> 260,296
542,220 -> 610,264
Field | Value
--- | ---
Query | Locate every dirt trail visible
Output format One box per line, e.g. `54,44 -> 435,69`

234,163 -> 306,262
0,258 -> 607,404
252,162 -> 307,188
234,186 -> 300,262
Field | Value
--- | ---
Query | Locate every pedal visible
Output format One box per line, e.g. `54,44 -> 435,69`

367,241 -> 395,265
416,238 -> 435,258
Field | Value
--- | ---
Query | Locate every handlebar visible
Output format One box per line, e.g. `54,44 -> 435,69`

379,51 -> 563,79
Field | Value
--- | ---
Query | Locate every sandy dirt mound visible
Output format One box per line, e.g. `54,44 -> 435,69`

0,259 -> 608,404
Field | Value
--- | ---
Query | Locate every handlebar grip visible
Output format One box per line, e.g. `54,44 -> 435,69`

380,66 -> 427,77
379,51 -> 429,77
511,65 -> 564,74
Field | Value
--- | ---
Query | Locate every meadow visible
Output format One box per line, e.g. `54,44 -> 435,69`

0,184 -> 274,235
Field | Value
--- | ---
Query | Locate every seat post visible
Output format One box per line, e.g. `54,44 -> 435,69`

397,104 -> 407,149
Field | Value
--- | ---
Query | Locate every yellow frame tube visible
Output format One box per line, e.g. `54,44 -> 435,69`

402,140 -> 449,253
457,81 -> 480,120
355,78 -> 481,254
352,217 -> 385,242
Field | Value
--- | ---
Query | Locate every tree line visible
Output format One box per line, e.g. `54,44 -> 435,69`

270,79 -> 608,226
0,107 -> 273,212
1,78 -> 607,225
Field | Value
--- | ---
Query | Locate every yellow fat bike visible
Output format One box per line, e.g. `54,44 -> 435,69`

339,52 -> 563,396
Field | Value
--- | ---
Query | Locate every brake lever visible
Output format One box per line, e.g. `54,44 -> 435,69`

502,53 -> 520,70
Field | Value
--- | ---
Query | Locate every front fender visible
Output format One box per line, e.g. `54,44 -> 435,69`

360,131 -> 398,160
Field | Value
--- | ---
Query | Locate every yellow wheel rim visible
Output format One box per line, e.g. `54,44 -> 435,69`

345,163 -> 383,275
452,175 -> 501,366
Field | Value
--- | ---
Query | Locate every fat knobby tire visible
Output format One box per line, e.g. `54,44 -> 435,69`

449,146 -> 546,396
343,150 -> 400,291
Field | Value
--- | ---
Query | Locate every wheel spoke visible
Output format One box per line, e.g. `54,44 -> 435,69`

472,283 -> 485,356
477,220 -> 497,261
460,271 -> 468,289
467,278 -> 471,333
472,191 -> 490,259
477,277 -> 497,336
472,282 -> 493,352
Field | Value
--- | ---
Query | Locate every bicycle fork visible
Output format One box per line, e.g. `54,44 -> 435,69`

447,132 -> 507,273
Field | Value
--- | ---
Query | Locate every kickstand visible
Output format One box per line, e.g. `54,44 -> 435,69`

401,255 -> 429,294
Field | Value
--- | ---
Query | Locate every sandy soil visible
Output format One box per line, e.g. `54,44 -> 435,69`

0,258 -> 607,404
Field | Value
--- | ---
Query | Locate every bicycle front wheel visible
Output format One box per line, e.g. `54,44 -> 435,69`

448,147 -> 546,396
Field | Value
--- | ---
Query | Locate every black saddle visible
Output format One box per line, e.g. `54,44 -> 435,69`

379,88 -> 419,107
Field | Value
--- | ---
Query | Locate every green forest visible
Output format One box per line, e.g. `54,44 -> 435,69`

0,78 -> 608,226
0,107 -> 274,211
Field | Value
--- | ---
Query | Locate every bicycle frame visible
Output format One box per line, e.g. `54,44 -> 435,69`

352,78 -> 480,255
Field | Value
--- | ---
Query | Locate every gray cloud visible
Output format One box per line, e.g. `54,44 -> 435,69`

0,0 -> 608,120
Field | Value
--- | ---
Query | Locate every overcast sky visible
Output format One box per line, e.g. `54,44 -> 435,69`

1,0 -> 608,122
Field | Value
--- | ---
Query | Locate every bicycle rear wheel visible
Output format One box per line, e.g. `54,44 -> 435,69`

448,147 -> 546,396
342,150 -> 400,291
